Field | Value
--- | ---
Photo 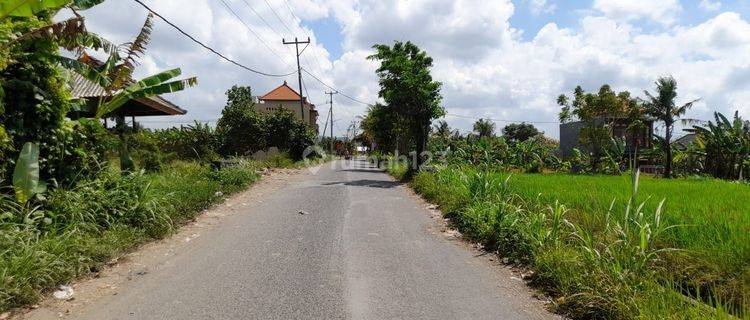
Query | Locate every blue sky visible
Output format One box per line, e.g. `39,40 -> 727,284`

76,0 -> 750,138
310,0 -> 750,61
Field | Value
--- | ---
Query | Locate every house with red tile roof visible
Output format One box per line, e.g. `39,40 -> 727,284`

256,81 -> 319,134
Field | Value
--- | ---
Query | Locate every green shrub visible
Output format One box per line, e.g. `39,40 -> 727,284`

47,171 -> 171,237
0,161 -> 261,310
264,153 -> 295,168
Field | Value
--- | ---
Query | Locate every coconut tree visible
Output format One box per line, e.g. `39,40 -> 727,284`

643,76 -> 699,178
433,120 -> 451,139
473,118 -> 495,138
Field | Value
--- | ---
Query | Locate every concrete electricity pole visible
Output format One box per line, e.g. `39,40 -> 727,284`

325,90 -> 338,153
283,37 -> 310,122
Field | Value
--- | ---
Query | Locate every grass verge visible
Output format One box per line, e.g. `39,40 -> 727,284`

401,166 -> 748,319
0,160 -> 263,311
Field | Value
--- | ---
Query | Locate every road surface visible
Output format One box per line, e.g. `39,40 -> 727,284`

24,159 -> 553,320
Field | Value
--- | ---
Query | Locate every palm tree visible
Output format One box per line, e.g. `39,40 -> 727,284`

473,118 -> 495,138
643,76 -> 699,178
433,120 -> 451,139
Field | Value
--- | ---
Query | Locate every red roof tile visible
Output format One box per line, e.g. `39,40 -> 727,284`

260,81 -> 302,101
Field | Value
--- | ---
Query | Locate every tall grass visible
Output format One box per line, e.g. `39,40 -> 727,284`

408,166 -> 749,319
499,173 -> 750,311
0,160 -> 261,310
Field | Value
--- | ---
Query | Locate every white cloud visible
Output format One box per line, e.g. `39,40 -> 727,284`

700,0 -> 722,11
69,0 -> 750,139
592,0 -> 682,25
529,0 -> 556,16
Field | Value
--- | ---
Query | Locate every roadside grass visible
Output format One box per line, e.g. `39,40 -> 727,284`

502,172 -> 750,312
406,166 -> 750,319
0,160 -> 263,311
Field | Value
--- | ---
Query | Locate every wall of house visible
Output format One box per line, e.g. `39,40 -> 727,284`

255,100 -> 318,133
560,118 -> 653,159
559,120 -> 587,158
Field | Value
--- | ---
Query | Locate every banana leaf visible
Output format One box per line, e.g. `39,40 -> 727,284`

12,142 -> 47,203
95,68 -> 197,118
0,0 -> 69,19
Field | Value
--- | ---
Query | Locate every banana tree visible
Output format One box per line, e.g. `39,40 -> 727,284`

0,0 -> 104,20
688,111 -> 750,180
61,13 -> 197,172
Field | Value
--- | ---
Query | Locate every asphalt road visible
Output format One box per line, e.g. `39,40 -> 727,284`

27,159 -> 553,320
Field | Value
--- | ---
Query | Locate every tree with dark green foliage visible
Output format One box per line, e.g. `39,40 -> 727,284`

360,103 -> 398,153
472,118 -> 496,138
502,122 -> 540,142
368,41 -> 443,172
215,86 -> 267,156
265,108 -> 315,161
0,0 -> 111,183
687,111 -> 749,180
215,85 -> 316,160
643,76 -> 699,178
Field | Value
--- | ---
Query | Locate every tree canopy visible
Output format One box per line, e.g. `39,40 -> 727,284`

472,118 -> 495,138
368,41 -> 443,169
502,123 -> 540,142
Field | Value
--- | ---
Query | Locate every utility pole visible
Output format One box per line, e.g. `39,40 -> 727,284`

325,90 -> 338,154
283,37 -> 310,123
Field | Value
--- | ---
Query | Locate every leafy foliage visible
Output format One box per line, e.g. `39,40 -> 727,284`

502,122 -> 541,142
0,11 -> 112,183
215,85 -> 316,160
472,118 -> 495,138
216,85 -> 267,155
688,111 -> 750,180
265,108 -> 316,161
12,142 -> 45,203
558,85 -> 643,173
368,41 -> 443,169
644,76 -> 700,178
360,103 -> 399,153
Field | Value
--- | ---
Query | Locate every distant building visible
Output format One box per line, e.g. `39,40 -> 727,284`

673,133 -> 698,150
559,117 -> 654,158
256,81 -> 319,134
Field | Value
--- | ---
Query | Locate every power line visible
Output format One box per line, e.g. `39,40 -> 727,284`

218,0 -> 291,64
280,0 -> 327,73
444,113 -> 560,124
301,68 -> 373,106
240,0 -> 283,38
132,0 -> 295,78
263,0 -> 294,34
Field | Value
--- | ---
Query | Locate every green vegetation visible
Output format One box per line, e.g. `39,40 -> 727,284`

0,1 -> 325,312
687,111 -> 750,180
406,167 -> 749,319
215,85 -> 316,161
643,76 -> 700,178
0,160 -> 260,310
366,41 -> 443,170
558,84 -> 642,174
